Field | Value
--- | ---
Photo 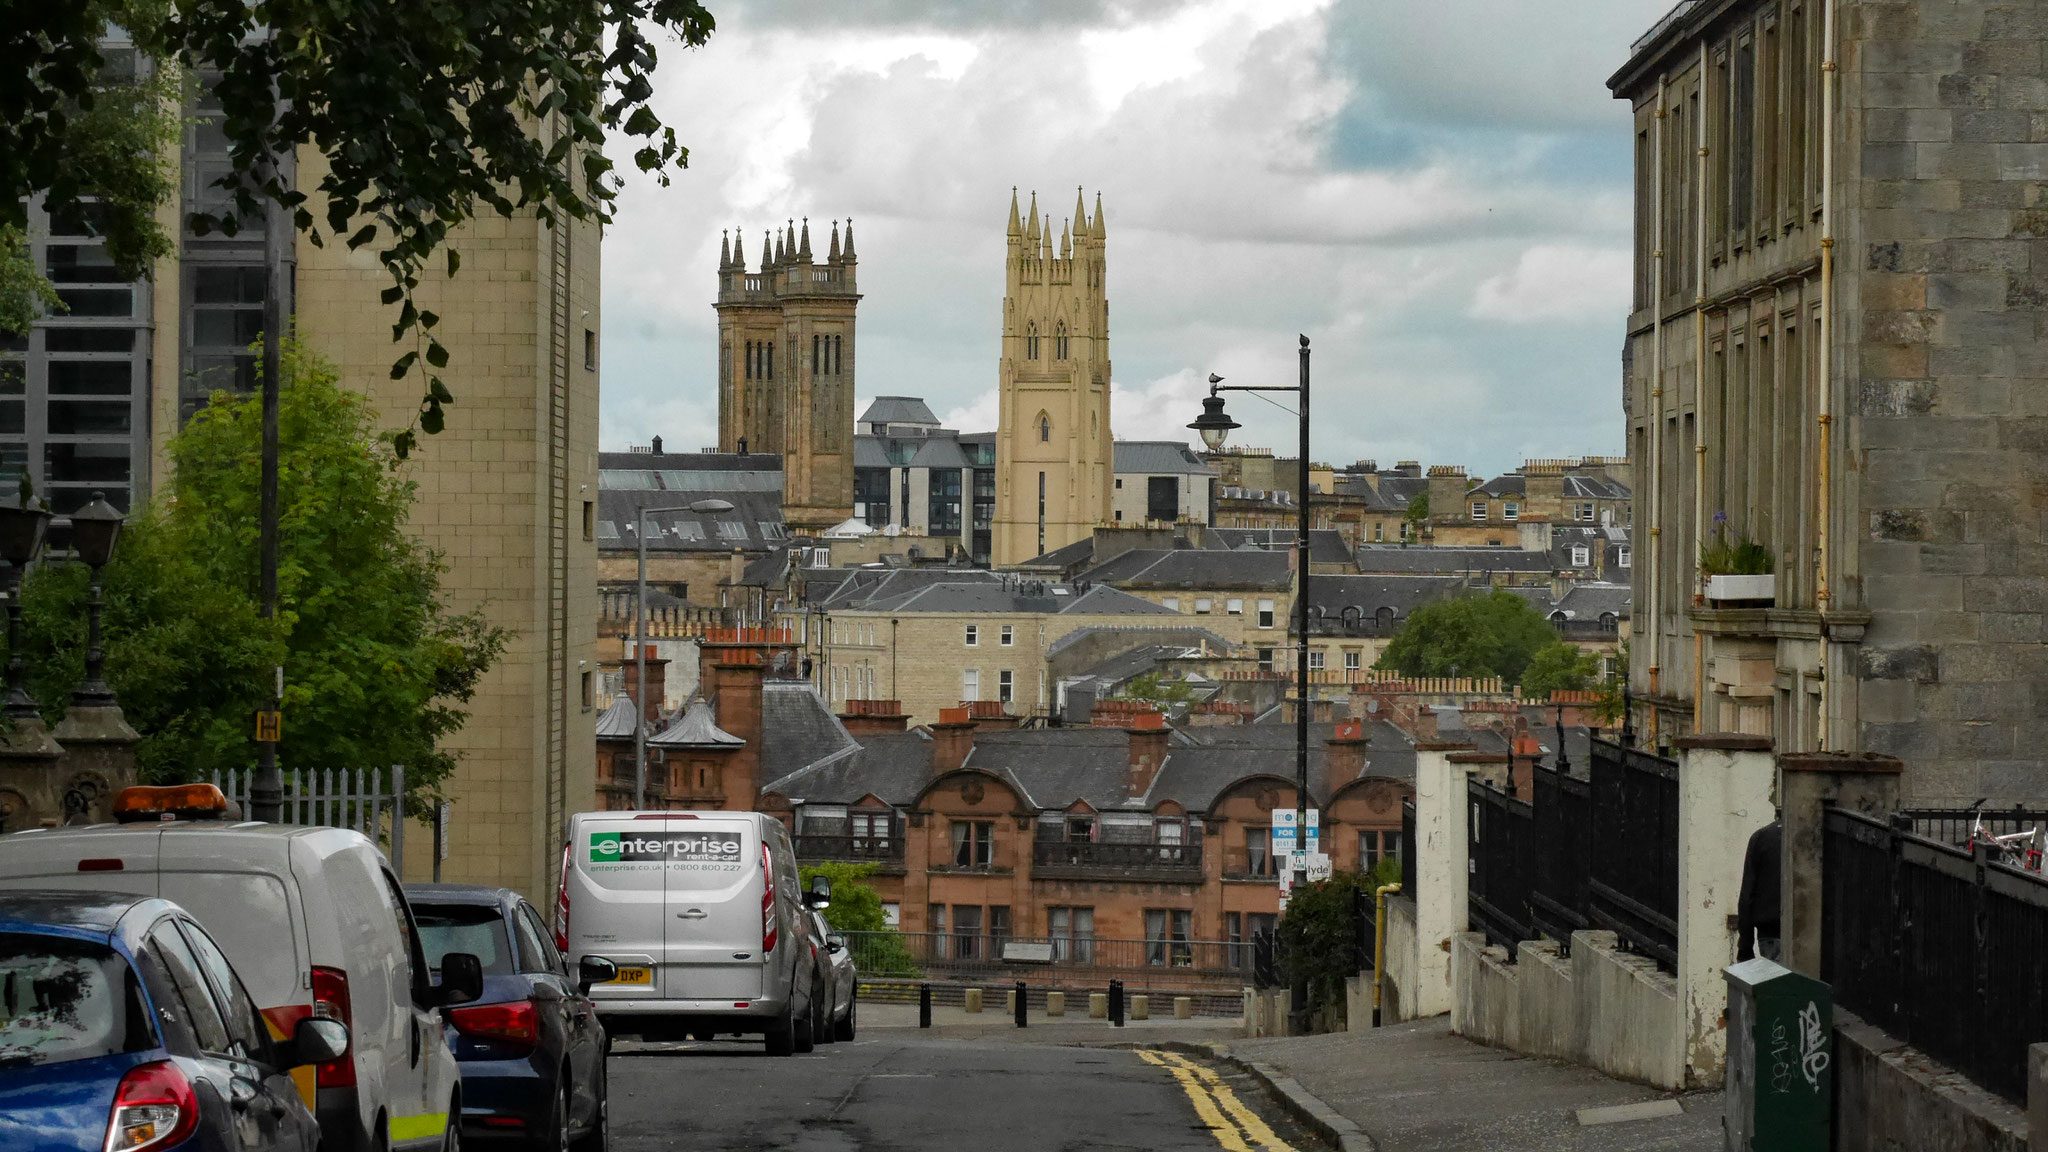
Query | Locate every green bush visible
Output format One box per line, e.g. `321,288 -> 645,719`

1279,870 -> 1380,1030
799,860 -> 920,977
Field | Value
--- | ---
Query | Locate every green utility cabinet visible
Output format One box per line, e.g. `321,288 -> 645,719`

1724,958 -> 1832,1152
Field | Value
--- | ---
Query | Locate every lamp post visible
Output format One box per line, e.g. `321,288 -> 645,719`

633,497 -> 735,809
1190,336 -> 1315,883
66,492 -> 124,710
0,492 -> 51,722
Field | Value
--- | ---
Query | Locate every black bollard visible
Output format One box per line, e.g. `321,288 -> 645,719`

1109,979 -> 1125,1028
1015,980 -> 1027,1028
919,982 -> 932,1029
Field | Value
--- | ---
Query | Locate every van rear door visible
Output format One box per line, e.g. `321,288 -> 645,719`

650,817 -> 762,1002
573,815 -> 674,1001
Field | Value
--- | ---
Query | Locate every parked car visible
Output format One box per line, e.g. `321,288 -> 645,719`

558,811 -> 829,1055
405,883 -> 613,1151
809,909 -> 858,1042
0,889 -> 346,1152
0,783 -> 483,1152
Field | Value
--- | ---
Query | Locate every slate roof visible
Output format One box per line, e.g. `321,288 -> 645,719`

1304,574 -> 1463,625
1562,474 -> 1631,500
859,396 -> 940,428
1075,549 -> 1291,590
760,681 -> 859,769
1009,535 -> 1099,575
1147,720 -> 1419,808
853,438 -> 894,469
809,567 -> 1000,609
1113,441 -> 1216,475
648,697 -> 744,749
832,578 -> 1178,617
960,728 -> 1145,810
760,731 -> 936,806
1353,546 -> 1552,575
594,696 -> 641,740
1473,474 -> 1526,497
1201,528 -> 1351,565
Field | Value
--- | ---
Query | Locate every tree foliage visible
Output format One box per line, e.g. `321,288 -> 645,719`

798,861 -> 919,977
1279,870 -> 1376,1030
5,0 -> 714,455
1373,589 -> 1558,684
1519,641 -> 1600,699
1404,492 -> 1428,523
12,340 -> 507,795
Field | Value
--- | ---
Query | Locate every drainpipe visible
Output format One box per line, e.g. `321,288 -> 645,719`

1694,41 -> 1710,735
1815,0 -> 1837,750
1648,80 -> 1668,725
1372,881 -> 1402,1027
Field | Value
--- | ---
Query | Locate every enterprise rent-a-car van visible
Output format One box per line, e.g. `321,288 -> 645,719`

558,811 -> 826,1056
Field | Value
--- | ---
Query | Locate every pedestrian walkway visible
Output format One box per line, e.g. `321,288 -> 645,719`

1230,1017 -> 1722,1151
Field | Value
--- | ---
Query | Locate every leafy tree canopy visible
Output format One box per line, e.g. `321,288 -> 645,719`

5,0 -> 714,454
1519,641 -> 1600,699
1373,589 -> 1557,684
1404,492 -> 1428,522
13,340 -> 506,793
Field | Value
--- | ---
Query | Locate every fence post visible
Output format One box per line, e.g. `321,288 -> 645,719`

1411,743 -> 1480,1019
1777,752 -> 1904,977
1673,733 -> 1774,1090
1109,979 -> 1124,1027
1015,980 -> 1027,1028
391,763 -> 405,876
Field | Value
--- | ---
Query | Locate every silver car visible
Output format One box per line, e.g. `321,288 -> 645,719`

807,909 -> 858,1042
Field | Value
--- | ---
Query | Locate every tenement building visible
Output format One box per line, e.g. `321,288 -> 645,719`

1613,1 -> 2048,801
715,218 -> 859,532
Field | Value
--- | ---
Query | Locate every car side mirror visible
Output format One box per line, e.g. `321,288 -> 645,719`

279,1017 -> 349,1069
825,939 -> 842,955
429,951 -> 484,1008
805,874 -> 832,909
577,955 -> 619,995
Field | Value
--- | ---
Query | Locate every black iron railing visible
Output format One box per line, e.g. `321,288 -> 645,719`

1468,778 -> 1535,957
1897,805 -> 2048,852
1031,839 -> 1203,875
1529,763 -> 1592,950
1400,798 -> 1416,899
793,833 -> 906,862
1586,736 -> 1679,969
1824,806 -> 2048,1103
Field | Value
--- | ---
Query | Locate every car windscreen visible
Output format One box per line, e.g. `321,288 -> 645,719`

410,904 -> 515,976
0,933 -> 152,1068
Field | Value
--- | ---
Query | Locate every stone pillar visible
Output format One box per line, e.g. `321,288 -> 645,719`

1411,741 -> 1477,1018
1778,751 -> 1903,978
50,703 -> 139,825
1673,733 -> 1775,1090
0,719 -> 64,832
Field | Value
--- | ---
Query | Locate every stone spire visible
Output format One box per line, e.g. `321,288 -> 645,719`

843,218 -> 856,261
719,229 -> 731,270
774,227 -> 785,264
785,219 -> 797,259
1060,216 -> 1071,260
798,217 -> 812,261
828,219 -> 841,262
1093,191 -> 1106,237
1009,187 -> 1022,238
1026,190 -> 1039,244
1041,215 -> 1052,261
760,230 -> 772,269
1073,186 -> 1087,239
732,225 -> 746,272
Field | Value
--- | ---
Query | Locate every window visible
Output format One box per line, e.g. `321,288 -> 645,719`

1470,501 -> 1487,521
951,820 -> 994,868
851,810 -> 892,854
1577,502 -> 1596,522
1146,476 -> 1179,522
1162,597 -> 1180,612
1226,598 -> 1243,615
881,902 -> 900,927
1000,625 -> 1014,646
989,906 -> 1012,948
1374,521 -> 1384,542
998,670 -> 1014,703
1503,501 -> 1518,522
580,670 -> 594,711
149,924 -> 233,1054
1344,650 -> 1360,672
1257,599 -> 1275,629
1039,415 -> 1051,442
1571,545 -> 1590,567
1308,650 -> 1325,671
1144,909 -> 1192,966
965,624 -> 979,646
1055,321 -> 1069,359
1257,647 -> 1275,671
953,905 -> 983,960
1244,826 -> 1275,877
1026,322 -> 1040,360
1194,598 -> 1213,614
929,904 -> 947,958
1048,906 -> 1095,962
1619,546 -> 1633,568
583,328 -> 596,371
962,668 -> 980,700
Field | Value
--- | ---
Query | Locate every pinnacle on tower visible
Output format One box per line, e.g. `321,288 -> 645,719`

828,219 -> 841,262
775,227 -> 786,264
785,219 -> 797,259
1060,217 -> 1071,260
719,229 -> 731,270
1073,186 -> 1086,238
843,218 -> 856,261
1026,191 -> 1040,243
1008,187 -> 1022,238
799,217 -> 812,261
1093,191 -> 1106,237
760,230 -> 772,269
733,225 -> 746,272
1041,215 -> 1052,261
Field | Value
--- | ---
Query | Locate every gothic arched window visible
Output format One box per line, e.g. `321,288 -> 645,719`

1038,413 -> 1051,442
1026,322 -> 1040,360
1055,321 -> 1068,360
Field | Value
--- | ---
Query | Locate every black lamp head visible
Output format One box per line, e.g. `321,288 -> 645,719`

1188,394 -> 1240,452
69,491 -> 124,569
0,491 -> 52,569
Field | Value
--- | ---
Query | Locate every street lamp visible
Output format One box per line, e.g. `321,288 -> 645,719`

67,492 -> 124,710
0,492 -> 51,722
1190,336 -> 1314,1027
634,497 -> 736,809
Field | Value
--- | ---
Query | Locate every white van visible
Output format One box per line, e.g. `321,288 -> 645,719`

559,810 -> 828,1055
0,784 -> 482,1152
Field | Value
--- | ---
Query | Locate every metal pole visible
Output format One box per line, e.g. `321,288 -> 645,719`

1014,979 -> 1027,1028
251,154 -> 284,824
1373,882 -> 1401,1027
919,982 -> 932,1029
1290,334 -> 1312,1035
634,504 -> 647,809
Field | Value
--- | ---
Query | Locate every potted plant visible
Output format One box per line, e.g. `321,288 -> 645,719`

1699,522 -> 1774,604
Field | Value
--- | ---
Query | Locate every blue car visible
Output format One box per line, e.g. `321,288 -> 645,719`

405,885 -> 612,1152
0,890 -> 345,1152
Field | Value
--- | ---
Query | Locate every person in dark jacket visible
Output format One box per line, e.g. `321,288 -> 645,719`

1736,818 -> 1782,962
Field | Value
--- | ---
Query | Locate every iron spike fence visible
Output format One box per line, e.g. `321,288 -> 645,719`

209,765 -> 407,874
1400,798 -> 1417,898
1528,762 -> 1592,953
1823,806 -> 2048,1103
1585,736 -> 1679,968
1895,805 -> 2048,853
1467,777 -> 1535,958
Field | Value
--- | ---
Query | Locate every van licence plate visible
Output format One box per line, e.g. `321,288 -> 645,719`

609,967 -> 652,985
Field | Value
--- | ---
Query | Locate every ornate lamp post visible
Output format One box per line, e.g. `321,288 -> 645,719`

66,492 -> 124,709
0,492 -> 52,723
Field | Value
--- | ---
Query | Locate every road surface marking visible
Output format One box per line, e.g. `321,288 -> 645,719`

1138,1049 -> 1295,1152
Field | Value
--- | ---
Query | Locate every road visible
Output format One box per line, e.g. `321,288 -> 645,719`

607,1029 -> 1325,1152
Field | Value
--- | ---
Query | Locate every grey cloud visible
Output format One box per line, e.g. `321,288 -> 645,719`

719,0 -> 1197,31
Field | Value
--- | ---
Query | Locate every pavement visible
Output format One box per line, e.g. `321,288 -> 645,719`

1225,1016 -> 1724,1151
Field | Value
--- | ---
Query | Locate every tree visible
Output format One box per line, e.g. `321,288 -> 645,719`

1278,870 -> 1376,1030
5,0 -> 714,455
1593,640 -> 1630,726
13,339 -> 507,794
797,860 -> 919,977
1404,492 -> 1428,525
1519,641 -> 1600,699
1373,589 -> 1557,684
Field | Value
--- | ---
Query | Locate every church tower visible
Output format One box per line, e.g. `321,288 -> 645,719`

714,217 -> 859,532
992,188 -> 1112,565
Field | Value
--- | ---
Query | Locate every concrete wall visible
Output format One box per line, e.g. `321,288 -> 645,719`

1674,737 -> 1775,1087
1836,1016 -> 2026,1152
1450,933 -> 1520,1050
1383,894 -> 1418,1023
1575,930 -> 1684,1091
1411,745 -> 1477,1018
1516,939 -> 1581,1062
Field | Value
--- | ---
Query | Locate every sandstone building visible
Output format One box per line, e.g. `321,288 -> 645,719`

1613,0 -> 2048,801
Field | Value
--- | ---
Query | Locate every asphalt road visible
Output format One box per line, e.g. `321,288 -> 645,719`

608,1030 -> 1325,1152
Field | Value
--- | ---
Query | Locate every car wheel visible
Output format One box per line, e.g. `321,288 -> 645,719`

569,1061 -> 607,1152
442,1102 -> 462,1152
814,982 -> 836,1045
764,998 -> 796,1057
793,993 -> 816,1054
834,991 -> 856,1042
537,1078 -> 570,1152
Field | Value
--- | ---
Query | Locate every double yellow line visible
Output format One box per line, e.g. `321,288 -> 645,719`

1137,1049 -> 1296,1152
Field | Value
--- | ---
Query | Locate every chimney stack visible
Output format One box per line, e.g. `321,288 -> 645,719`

651,434 -> 664,454
929,707 -> 976,774
1126,711 -> 1171,797
838,698 -> 909,736
1323,718 -> 1368,799
622,646 -> 667,726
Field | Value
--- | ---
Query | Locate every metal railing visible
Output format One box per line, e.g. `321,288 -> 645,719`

1031,840 -> 1203,875
1467,777 -> 1535,958
1824,806 -> 2048,1103
1400,798 -> 1417,898
793,833 -> 906,862
1529,763 -> 1592,951
1897,805 -> 2048,852
842,930 -> 1260,989
208,766 -> 407,873
1586,737 -> 1679,968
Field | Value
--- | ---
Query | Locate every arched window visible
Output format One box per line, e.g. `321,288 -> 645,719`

1038,413 -> 1051,442
1055,321 -> 1068,359
1550,611 -> 1567,624
1026,322 -> 1040,360
1373,607 -> 1395,631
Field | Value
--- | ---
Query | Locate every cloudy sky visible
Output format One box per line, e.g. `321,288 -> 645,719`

600,0 -> 1669,477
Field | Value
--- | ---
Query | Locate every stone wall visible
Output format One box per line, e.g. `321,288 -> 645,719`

1835,1014 -> 2026,1152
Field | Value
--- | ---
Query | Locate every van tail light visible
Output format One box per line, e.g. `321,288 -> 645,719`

760,844 -> 777,954
102,1060 -> 197,1152
446,1000 -> 539,1053
310,966 -> 355,1087
556,841 -> 572,954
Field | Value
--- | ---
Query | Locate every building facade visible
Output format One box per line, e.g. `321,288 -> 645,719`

1110,441 -> 1218,526
992,190 -> 1113,565
851,397 -> 996,563
715,218 -> 858,533
1613,0 -> 2048,802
